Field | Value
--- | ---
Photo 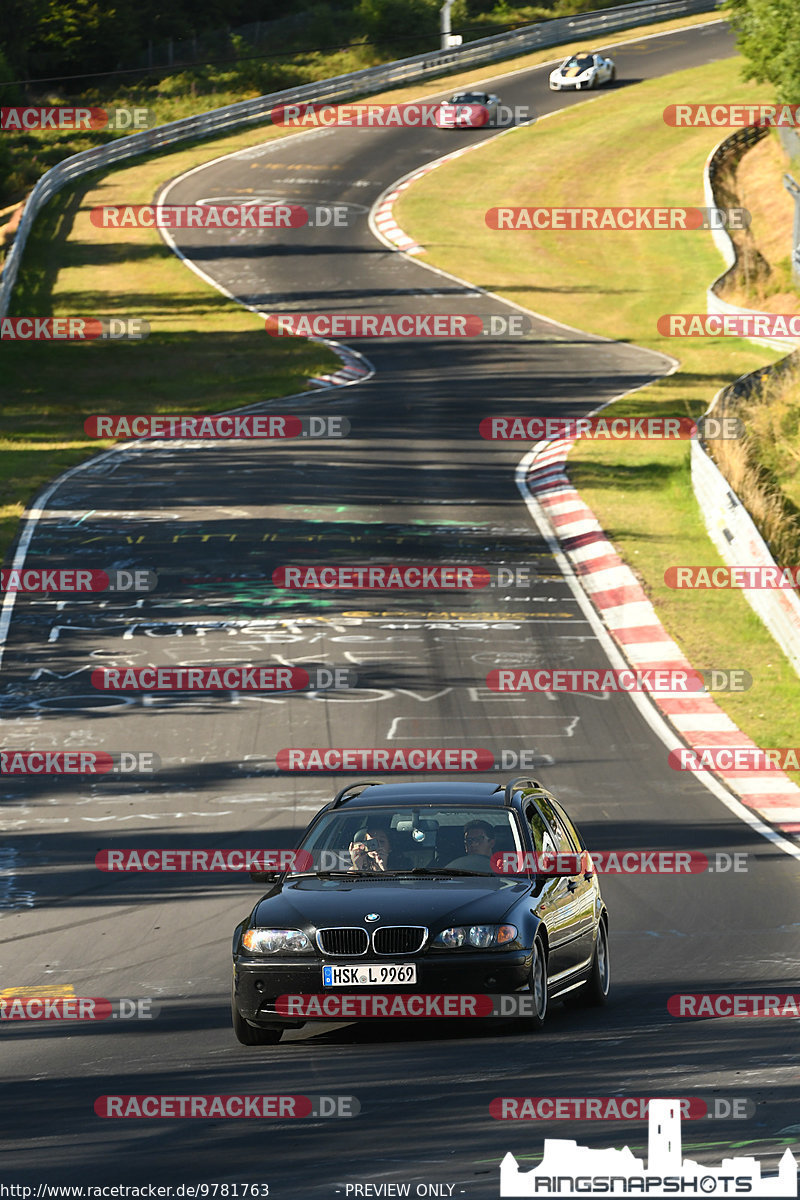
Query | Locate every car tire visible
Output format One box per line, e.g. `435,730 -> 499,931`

609,66 -> 616,83
231,984 -> 284,1045
527,935 -> 549,1030
565,919 -> 610,1009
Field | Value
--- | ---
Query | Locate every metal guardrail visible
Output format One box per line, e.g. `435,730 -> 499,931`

0,0 -> 722,315
694,127 -> 800,679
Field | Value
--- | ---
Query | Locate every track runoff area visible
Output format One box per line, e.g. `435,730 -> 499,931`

2,16 -> 800,1200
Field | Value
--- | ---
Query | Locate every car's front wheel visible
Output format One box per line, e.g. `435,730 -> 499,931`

231,983 -> 283,1045
527,936 -> 549,1030
609,66 -> 616,83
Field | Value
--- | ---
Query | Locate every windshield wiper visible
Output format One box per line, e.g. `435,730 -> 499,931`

396,867 -> 489,877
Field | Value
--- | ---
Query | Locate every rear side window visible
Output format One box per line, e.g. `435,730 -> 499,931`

524,801 -> 565,857
534,795 -> 576,854
548,797 -> 586,851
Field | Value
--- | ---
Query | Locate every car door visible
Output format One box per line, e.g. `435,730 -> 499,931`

524,800 -> 578,981
543,795 -> 597,971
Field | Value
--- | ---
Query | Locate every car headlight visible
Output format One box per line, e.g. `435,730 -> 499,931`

432,924 -> 517,949
242,927 -> 312,954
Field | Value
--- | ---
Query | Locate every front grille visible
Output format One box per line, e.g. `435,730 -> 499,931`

316,927 -> 368,956
373,926 -> 427,955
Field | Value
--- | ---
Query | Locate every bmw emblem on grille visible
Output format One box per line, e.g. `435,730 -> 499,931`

365,913 -> 380,922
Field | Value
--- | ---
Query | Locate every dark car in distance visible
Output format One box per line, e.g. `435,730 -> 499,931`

231,777 -> 610,1043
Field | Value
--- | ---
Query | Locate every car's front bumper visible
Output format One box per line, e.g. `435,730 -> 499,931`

233,951 -> 532,1025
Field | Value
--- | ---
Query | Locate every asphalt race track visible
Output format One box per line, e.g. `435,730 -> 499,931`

3,18 -> 800,1198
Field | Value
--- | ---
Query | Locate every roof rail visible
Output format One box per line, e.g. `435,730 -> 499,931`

503,776 -> 544,807
331,780 -> 386,809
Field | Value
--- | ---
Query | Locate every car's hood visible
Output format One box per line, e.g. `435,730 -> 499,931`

253,874 -> 528,930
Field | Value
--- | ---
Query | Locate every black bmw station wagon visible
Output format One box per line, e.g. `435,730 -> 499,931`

231,777 -> 610,1043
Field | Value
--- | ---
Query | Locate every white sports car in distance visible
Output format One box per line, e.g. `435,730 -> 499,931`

434,91 -> 500,128
549,51 -> 616,91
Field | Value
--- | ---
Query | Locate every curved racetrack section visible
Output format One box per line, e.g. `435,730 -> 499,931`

3,19 -> 800,1197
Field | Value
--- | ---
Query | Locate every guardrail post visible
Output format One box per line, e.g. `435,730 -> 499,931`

782,173 -> 800,281
440,0 -> 460,51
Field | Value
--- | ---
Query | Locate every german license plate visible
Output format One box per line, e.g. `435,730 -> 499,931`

322,963 -> 417,986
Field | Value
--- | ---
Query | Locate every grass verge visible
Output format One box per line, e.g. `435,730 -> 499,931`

394,53 -> 800,772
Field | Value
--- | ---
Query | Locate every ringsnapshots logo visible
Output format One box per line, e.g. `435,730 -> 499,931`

1,106 -> 155,131
1,317 -> 148,340
478,416 -> 744,440
84,414 -> 349,439
499,1099 -> 798,1197
485,207 -> 749,231
90,666 -> 356,692
265,313 -> 530,338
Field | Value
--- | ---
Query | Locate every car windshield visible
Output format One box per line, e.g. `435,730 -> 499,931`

449,94 -> 484,104
296,805 -> 524,875
565,55 -> 593,70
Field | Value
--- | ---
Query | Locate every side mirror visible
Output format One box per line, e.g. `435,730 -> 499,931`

249,870 -> 280,884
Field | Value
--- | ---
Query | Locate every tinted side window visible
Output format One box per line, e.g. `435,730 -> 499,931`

535,795 -> 575,853
549,797 -> 585,851
525,801 -> 564,856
